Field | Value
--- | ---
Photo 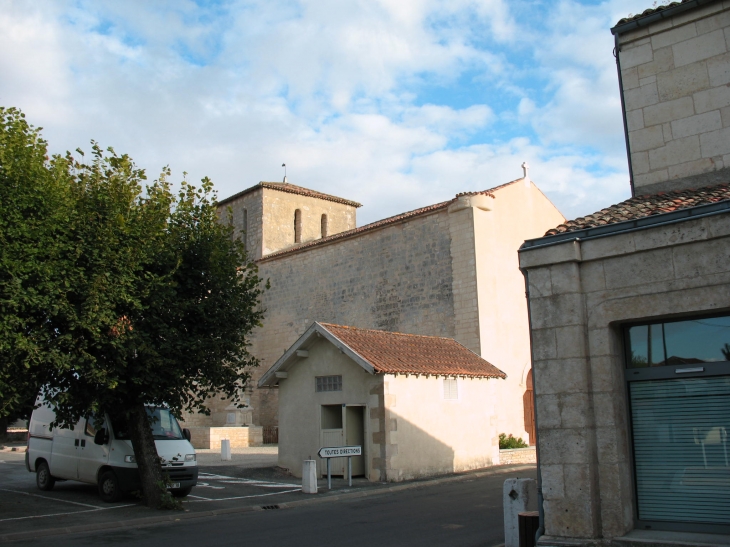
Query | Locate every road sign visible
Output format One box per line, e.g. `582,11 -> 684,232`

318,446 -> 362,458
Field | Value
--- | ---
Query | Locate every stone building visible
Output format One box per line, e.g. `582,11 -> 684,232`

258,322 -> 506,481
520,1 -> 730,545
182,173 -> 565,455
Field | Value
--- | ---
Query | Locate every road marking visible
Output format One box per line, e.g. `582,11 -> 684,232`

194,482 -> 225,490
218,480 -> 299,488
0,488 -> 106,509
186,488 -> 300,502
0,504 -> 136,523
198,472 -> 298,488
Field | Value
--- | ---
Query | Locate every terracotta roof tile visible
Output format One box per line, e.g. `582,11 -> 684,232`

614,0 -> 697,27
258,179 -> 519,262
319,323 -> 506,379
217,181 -> 362,208
544,183 -> 730,236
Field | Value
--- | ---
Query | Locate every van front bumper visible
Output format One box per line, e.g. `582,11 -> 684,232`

112,465 -> 198,492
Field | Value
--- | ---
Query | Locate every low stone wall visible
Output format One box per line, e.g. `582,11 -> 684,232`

2,429 -> 28,443
187,426 -> 263,450
499,447 -> 536,465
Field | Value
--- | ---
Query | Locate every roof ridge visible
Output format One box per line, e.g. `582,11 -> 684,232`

259,180 -> 522,262
217,181 -> 362,208
319,322 -> 459,342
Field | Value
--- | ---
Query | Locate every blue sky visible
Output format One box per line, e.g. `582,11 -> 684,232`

0,0 -> 653,225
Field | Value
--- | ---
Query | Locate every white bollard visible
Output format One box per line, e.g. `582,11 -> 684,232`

503,478 -> 537,547
221,439 -> 232,461
302,460 -> 318,494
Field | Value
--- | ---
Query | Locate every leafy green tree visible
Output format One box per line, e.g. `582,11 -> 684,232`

1,108 -> 266,507
45,145 -> 266,508
0,107 -> 72,422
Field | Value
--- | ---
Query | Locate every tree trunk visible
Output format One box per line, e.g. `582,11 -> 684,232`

128,403 -> 163,508
0,417 -> 7,442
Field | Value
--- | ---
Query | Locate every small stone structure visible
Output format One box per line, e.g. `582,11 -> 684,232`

187,425 -> 263,450
259,322 -> 507,481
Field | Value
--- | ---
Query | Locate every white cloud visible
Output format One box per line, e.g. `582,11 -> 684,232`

0,0 -> 634,228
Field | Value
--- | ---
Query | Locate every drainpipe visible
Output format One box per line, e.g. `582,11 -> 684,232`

520,266 -> 544,544
614,33 -> 635,198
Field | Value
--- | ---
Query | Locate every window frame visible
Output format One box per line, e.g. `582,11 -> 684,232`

623,312 -> 730,535
315,375 -> 342,393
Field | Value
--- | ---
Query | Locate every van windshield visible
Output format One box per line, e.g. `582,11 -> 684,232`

110,408 -> 184,441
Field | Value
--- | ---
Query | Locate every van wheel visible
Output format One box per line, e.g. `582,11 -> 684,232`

171,486 -> 193,497
36,461 -> 55,491
98,471 -> 123,503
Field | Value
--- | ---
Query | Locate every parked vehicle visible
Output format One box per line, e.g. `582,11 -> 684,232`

26,403 -> 198,502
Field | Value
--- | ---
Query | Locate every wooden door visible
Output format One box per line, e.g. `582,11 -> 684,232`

523,370 -> 536,446
345,406 -> 365,476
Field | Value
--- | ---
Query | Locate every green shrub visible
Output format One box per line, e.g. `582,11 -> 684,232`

499,433 -> 529,449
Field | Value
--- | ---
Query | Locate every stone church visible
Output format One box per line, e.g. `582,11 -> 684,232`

182,171 -> 565,452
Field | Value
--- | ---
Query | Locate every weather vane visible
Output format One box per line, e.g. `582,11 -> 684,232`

282,163 -> 287,183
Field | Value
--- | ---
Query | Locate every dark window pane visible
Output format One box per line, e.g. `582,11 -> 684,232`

627,315 -> 730,368
628,325 -> 649,368
664,316 -> 730,365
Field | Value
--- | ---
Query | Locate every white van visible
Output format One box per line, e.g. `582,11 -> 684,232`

26,404 -> 198,502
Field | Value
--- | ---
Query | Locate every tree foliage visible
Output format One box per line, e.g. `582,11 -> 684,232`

0,107 -> 72,420
0,107 -> 266,507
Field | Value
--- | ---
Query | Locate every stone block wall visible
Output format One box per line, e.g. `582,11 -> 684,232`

252,208 -> 457,426
618,1 -> 730,193
187,425 -> 263,450
219,187 -> 264,260
519,211 -> 730,543
499,447 -> 536,465
261,188 -> 357,256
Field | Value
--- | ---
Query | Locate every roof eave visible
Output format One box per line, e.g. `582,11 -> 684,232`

611,0 -> 718,35
256,322 -> 376,388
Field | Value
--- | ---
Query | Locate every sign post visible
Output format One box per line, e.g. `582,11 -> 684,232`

317,446 -> 362,489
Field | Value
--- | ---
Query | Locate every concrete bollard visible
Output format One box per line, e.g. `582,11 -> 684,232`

221,439 -> 232,461
302,460 -> 318,494
503,478 -> 537,547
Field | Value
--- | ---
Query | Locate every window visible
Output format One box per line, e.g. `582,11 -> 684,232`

321,214 -> 328,238
316,375 -> 342,392
627,315 -> 730,367
443,378 -> 458,399
624,313 -> 730,533
294,209 -> 302,243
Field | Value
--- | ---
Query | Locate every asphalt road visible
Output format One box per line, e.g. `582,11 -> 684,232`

12,464 -> 536,547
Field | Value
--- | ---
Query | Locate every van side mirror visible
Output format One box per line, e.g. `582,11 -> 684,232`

183,428 -> 192,442
94,428 -> 108,445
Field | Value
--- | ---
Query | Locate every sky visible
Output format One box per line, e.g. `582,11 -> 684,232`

0,0 -> 650,225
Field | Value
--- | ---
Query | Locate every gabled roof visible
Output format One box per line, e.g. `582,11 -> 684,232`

258,179 -> 520,262
544,183 -> 730,236
257,322 -> 506,387
217,181 -> 362,208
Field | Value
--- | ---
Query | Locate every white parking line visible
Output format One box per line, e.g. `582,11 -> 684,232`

185,488 -> 300,502
0,488 -> 106,509
198,472 -> 298,488
0,504 -> 136,523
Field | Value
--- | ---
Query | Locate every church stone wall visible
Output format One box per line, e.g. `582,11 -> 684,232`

251,208 -> 456,427
219,187 -> 264,260
261,189 -> 357,256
